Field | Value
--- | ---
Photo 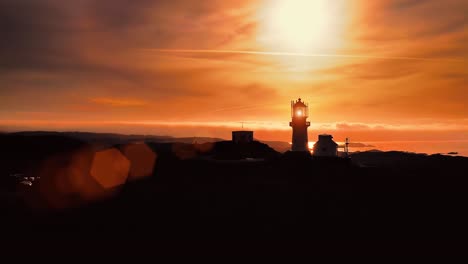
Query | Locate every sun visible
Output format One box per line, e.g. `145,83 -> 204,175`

258,0 -> 347,53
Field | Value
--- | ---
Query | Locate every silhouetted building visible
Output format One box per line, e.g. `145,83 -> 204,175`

289,98 -> 310,151
232,131 -> 254,143
313,134 -> 338,157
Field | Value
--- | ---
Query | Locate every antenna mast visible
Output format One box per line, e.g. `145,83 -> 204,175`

345,138 -> 350,157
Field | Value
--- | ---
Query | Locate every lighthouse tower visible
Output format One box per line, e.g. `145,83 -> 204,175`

289,98 -> 310,151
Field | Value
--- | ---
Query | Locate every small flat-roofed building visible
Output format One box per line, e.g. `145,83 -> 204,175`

232,131 -> 254,143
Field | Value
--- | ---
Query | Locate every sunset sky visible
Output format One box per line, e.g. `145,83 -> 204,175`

1,0 -> 467,145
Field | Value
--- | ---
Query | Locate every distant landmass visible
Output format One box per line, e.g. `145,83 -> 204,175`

339,142 -> 375,148
1,131 -> 465,179
7,131 -> 375,153
10,131 -> 223,148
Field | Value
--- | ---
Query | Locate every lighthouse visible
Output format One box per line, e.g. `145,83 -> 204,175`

289,98 -> 310,151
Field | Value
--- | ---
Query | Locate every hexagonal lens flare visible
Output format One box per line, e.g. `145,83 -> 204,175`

90,148 -> 130,189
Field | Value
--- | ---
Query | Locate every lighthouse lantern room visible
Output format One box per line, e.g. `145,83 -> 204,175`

289,98 -> 310,151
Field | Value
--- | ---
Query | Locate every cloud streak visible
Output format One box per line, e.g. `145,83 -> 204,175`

90,98 -> 148,107
146,48 -> 466,62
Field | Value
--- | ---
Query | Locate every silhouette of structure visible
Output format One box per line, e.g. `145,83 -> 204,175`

344,137 -> 350,157
289,98 -> 310,151
313,134 -> 338,157
232,131 -> 254,143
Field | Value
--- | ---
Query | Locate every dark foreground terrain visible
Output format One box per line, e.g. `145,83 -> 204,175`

1,132 -> 468,255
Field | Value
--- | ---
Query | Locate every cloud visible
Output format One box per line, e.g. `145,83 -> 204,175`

90,97 -> 148,107
335,123 -> 372,130
353,0 -> 468,58
0,0 -> 256,72
319,59 -> 423,80
0,0 -> 466,138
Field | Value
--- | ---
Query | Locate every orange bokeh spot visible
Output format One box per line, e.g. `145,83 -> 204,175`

33,147 -> 107,209
90,148 -> 130,189
172,143 -> 197,160
194,142 -> 214,154
121,143 -> 157,181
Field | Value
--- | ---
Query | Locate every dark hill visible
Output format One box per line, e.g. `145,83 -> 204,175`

145,140 -> 279,161
10,131 -> 223,147
10,131 -> 290,153
0,133 -> 87,176
210,140 -> 280,160
2,132 -> 468,255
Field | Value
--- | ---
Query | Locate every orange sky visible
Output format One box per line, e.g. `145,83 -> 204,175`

1,0 -> 467,143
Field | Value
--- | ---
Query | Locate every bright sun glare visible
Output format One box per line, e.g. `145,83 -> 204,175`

259,0 -> 347,53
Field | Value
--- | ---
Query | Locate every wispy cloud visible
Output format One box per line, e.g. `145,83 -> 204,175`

90,97 -> 148,107
145,48 -> 465,62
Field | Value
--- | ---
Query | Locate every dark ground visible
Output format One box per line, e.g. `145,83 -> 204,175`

1,132 -> 468,256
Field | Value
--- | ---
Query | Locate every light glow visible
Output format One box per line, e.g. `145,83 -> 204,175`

258,0 -> 347,53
